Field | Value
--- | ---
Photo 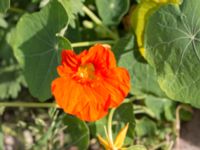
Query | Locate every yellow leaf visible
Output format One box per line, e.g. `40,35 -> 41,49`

131,0 -> 181,58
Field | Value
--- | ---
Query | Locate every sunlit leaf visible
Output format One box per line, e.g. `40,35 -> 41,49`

145,0 -> 200,108
12,0 -> 69,101
130,0 -> 181,57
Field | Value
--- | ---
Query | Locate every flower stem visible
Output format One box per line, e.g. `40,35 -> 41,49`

82,5 -> 118,40
71,40 -> 115,48
8,7 -> 26,14
134,105 -> 156,119
107,108 -> 116,146
0,102 -> 58,108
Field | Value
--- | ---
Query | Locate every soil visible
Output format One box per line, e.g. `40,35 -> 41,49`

178,109 -> 200,150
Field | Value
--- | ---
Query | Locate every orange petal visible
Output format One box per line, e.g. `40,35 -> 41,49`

114,123 -> 129,149
76,85 -> 109,121
81,44 -> 116,69
61,50 -> 80,71
101,67 -> 130,107
51,76 -> 109,121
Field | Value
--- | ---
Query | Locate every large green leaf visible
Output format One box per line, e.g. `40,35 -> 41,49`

63,115 -> 89,150
95,0 -> 129,25
118,48 -> 166,97
12,1 -> 69,101
145,0 -> 200,107
0,0 -> 10,13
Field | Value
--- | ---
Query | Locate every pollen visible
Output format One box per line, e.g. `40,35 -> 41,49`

77,63 -> 95,80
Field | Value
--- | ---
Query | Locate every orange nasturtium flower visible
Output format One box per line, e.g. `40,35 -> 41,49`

51,44 -> 130,121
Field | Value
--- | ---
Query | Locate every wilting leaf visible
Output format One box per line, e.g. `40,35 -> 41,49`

130,0 -> 181,57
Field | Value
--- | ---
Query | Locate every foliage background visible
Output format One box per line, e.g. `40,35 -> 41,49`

0,0 -> 196,149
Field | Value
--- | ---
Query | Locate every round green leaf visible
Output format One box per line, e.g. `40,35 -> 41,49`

145,0 -> 200,107
63,115 -> 89,150
95,0 -> 129,25
13,1 -> 70,101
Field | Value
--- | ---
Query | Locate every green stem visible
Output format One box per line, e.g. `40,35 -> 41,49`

134,105 -> 156,118
8,7 -> 26,14
0,102 -> 58,108
107,108 -> 116,146
82,5 -> 118,40
71,40 -> 115,48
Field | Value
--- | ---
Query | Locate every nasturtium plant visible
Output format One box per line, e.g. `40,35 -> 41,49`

145,0 -> 200,108
1,0 -> 198,149
95,0 -> 130,25
12,0 -> 70,101
131,0 -> 181,57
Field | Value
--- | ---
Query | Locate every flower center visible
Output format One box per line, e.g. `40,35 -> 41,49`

77,63 -> 95,80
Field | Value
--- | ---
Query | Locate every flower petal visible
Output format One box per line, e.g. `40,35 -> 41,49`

51,77 -> 109,121
61,50 -> 79,71
81,44 -> 116,69
101,67 -> 130,107
114,123 -> 129,149
97,135 -> 110,150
